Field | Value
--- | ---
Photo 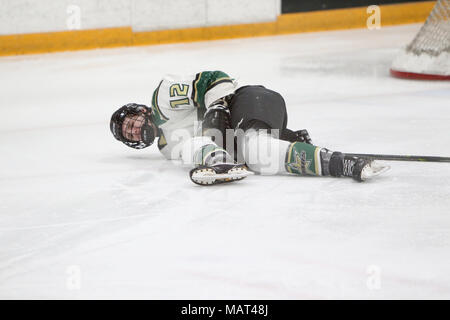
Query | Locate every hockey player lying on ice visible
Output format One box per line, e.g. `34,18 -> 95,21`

110,70 -> 389,185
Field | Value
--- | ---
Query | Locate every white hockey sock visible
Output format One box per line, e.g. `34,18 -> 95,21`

242,130 -> 290,175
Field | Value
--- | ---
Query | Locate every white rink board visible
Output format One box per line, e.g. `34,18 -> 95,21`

0,0 -> 132,35
0,0 -> 280,35
0,24 -> 450,299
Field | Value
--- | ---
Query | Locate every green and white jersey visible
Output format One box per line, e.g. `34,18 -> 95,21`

150,71 -> 237,160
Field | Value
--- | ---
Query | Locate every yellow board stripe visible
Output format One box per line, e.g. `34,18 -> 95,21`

0,27 -> 133,56
277,1 -> 435,34
0,1 -> 435,57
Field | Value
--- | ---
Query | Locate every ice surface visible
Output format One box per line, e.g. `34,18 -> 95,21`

0,24 -> 449,299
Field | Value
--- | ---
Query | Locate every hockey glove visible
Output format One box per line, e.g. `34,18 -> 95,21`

281,128 -> 313,144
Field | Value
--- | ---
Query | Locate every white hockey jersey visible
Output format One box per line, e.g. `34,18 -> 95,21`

150,71 -> 237,160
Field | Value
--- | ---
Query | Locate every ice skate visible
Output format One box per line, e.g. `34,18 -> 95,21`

189,163 -> 253,186
343,156 -> 390,182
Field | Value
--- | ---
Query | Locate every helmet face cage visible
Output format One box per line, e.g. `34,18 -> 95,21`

110,103 -> 155,149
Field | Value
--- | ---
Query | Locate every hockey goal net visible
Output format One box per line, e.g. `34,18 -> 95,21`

390,0 -> 450,80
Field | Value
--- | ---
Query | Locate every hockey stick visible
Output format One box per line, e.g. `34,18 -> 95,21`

345,153 -> 450,163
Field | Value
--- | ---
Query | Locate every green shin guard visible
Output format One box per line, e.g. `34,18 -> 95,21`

285,142 -> 323,176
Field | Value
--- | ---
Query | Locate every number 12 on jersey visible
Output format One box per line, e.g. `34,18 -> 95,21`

169,84 -> 190,109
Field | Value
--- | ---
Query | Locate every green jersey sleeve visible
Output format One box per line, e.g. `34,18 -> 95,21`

192,71 -> 234,109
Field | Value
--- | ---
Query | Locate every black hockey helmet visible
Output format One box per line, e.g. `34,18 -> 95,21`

110,103 -> 156,149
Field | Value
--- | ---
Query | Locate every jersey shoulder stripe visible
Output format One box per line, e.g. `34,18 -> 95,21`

151,80 -> 169,126
207,78 -> 234,92
192,71 -> 233,109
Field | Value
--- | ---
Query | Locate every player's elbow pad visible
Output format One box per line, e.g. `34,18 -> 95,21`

202,104 -> 231,146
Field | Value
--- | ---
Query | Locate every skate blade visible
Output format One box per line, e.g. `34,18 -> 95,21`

361,161 -> 391,181
191,167 -> 253,185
